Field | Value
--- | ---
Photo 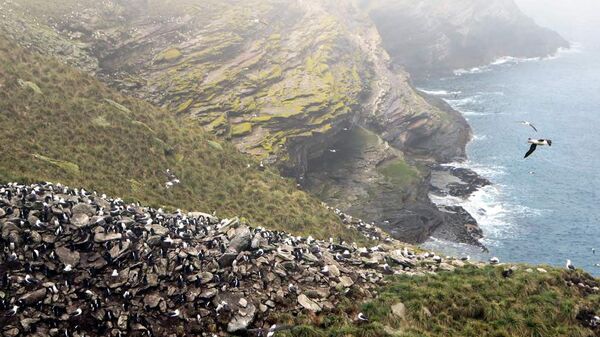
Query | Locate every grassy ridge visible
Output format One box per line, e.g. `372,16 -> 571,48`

273,266 -> 599,337
0,36 -> 363,241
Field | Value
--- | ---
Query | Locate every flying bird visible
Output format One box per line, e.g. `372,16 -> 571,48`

518,120 -> 538,132
524,138 -> 552,158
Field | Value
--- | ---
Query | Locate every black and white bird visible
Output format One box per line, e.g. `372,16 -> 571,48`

357,312 -> 369,322
489,256 -> 500,265
7,305 -> 19,316
566,259 -> 575,270
518,121 -> 538,132
592,248 -> 596,255
524,138 -> 552,158
71,308 -> 82,317
167,309 -> 180,317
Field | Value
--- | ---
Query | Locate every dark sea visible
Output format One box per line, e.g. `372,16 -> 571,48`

417,42 -> 600,275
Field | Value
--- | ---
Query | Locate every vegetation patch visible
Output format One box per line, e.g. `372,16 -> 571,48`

378,158 -> 420,186
278,266 -> 600,337
32,154 -> 80,175
17,78 -> 43,95
104,98 -> 131,114
155,48 -> 183,63
231,122 -> 253,137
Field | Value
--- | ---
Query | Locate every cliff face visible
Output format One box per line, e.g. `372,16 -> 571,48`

362,0 -> 569,77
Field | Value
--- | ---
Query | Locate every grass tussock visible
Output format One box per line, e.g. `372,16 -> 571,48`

0,36 -> 365,242
277,266 -> 600,337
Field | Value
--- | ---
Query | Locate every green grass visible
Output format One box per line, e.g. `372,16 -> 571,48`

277,265 -> 600,337
0,36 -> 366,243
378,158 -> 420,187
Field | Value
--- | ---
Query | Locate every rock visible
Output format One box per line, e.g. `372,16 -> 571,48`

72,203 -> 95,216
71,213 -> 89,227
251,233 -> 267,249
199,288 -> 218,300
20,318 -> 39,331
327,265 -> 340,277
19,288 -> 47,305
55,246 -> 80,267
3,328 -> 19,337
118,314 -> 129,330
218,252 -> 238,268
94,232 -> 122,243
297,294 -> 321,312
228,226 -> 252,253
536,268 -> 548,273
227,304 -> 256,333
145,224 -> 168,236
438,263 -> 455,272
339,276 -> 354,288
391,302 -> 406,319
238,298 -> 248,308
144,294 -> 162,309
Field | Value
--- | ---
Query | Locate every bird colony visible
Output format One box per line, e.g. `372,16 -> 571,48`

0,182 -> 468,337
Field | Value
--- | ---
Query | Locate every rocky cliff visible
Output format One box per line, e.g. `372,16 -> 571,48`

0,0 -> 565,245
362,0 -> 569,77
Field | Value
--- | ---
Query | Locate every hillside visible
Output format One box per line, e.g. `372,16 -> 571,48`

0,36 -> 364,242
282,266 -> 600,337
0,0 -> 568,245
362,0 -> 569,77
0,0 -> 473,244
2,183 -> 599,337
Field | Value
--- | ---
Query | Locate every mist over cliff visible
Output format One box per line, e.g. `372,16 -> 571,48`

360,0 -> 569,77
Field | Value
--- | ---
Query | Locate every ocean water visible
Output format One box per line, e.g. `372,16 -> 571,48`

418,43 -> 600,275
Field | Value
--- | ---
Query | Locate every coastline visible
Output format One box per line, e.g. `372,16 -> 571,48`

414,42 -> 580,257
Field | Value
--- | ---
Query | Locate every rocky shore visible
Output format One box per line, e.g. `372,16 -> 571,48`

428,164 -> 492,249
0,182 -> 474,337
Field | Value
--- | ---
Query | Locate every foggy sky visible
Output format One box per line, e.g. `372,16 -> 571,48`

515,0 -> 600,47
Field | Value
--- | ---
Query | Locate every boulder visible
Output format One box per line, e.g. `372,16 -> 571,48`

94,232 -> 122,243
71,213 -> 89,228
55,246 -> 80,267
72,203 -> 95,216
19,288 -> 47,305
227,304 -> 256,333
391,302 -> 406,319
144,294 -> 162,309
297,294 -> 321,312
228,226 -> 252,253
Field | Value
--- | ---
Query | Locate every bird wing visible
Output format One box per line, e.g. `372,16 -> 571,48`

524,144 -> 537,158
529,123 -> 538,132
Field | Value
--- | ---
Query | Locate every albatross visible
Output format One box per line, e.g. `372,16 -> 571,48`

524,138 -> 552,158
566,259 -> 575,270
518,120 -> 538,132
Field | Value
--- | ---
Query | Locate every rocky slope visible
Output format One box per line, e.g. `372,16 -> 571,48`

0,182 -> 465,336
361,0 -> 570,77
